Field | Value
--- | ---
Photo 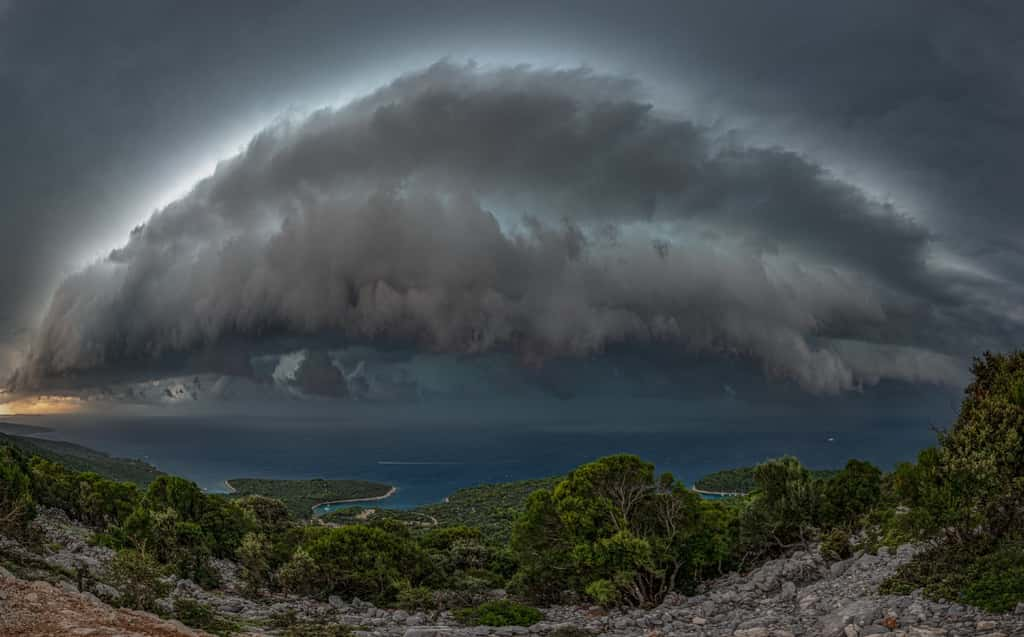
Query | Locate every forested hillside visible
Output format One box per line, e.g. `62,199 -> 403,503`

0,431 -> 162,486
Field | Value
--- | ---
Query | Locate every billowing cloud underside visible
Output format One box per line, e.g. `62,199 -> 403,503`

13,63 -> 987,393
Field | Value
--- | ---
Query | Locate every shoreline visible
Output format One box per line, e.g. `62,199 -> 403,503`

312,485 -> 398,513
692,486 -> 748,498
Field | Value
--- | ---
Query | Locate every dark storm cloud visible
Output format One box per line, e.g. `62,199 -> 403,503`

10,63 -> 986,393
653,2 -> 1024,282
1,1 -> 1022,399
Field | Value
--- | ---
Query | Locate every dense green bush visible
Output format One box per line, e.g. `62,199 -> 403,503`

961,543 -> 1024,612
454,600 -> 543,627
396,584 -> 439,610
877,351 -> 1024,612
97,475 -> 256,586
512,455 -> 714,607
29,458 -> 138,528
819,459 -> 881,530
237,531 -> 273,595
819,528 -> 852,562
939,351 -> 1024,541
276,548 -> 320,597
104,549 -> 170,612
237,494 -> 292,533
882,540 -> 1024,612
279,524 -> 434,603
737,456 -> 820,561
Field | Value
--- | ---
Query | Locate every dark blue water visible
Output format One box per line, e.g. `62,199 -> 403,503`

16,398 -> 945,509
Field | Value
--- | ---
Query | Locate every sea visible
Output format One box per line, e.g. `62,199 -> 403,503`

6,395 -> 950,510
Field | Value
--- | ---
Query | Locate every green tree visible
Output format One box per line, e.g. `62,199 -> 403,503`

237,495 -> 292,533
0,445 -> 35,536
512,455 -> 707,607
237,532 -> 273,596
198,497 -> 250,558
739,456 -> 820,561
939,351 -> 1024,540
30,459 -> 139,529
820,459 -> 882,530
887,447 -> 974,542
104,549 -> 170,612
143,476 -> 205,521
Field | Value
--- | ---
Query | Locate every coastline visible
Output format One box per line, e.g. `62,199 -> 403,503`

312,485 -> 398,513
692,485 -> 747,498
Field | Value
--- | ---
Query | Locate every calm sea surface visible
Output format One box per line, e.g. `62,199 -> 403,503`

14,399 -> 946,509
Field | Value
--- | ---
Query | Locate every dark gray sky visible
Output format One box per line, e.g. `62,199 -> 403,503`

1,1 -> 1022,411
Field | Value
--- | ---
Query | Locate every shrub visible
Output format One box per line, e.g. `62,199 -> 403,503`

199,498 -> 250,558
819,460 -> 881,530
101,474 -> 253,588
884,447 -> 973,541
961,543 -> 1024,612
820,528 -> 851,562
277,548 -> 319,597
104,549 -> 170,612
584,579 -> 620,607
237,532 -> 273,596
738,456 -> 820,560
30,460 -> 139,529
511,455 -> 709,607
881,539 -> 1024,612
236,495 -> 292,533
144,476 -> 205,521
283,525 -> 433,603
454,600 -> 543,627
396,585 -> 438,611
939,351 -> 1024,540
420,525 -> 482,550
173,598 -> 241,636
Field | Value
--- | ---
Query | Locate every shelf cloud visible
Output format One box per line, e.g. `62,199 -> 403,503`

9,62 -> 989,394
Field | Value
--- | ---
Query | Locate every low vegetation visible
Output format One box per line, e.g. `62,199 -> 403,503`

454,600 -> 543,626
2,349 -> 1024,617
226,478 -> 393,519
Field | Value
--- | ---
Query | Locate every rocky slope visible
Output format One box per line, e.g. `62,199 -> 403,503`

0,575 -> 213,637
2,508 -> 1023,637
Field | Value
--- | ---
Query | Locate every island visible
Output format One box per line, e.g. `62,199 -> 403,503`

694,465 -> 839,495
322,476 -> 562,541
224,477 -> 395,518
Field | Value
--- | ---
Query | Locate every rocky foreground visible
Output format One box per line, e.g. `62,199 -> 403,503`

2,509 -> 1023,637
